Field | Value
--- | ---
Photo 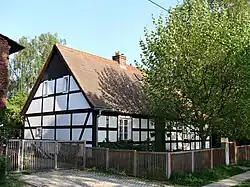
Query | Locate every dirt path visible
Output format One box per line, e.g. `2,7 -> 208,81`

19,170 -> 173,187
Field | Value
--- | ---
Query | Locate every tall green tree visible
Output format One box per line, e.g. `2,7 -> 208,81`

9,33 -> 66,96
140,0 -> 250,151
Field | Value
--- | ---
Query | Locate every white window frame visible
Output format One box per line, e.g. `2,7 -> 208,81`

63,75 -> 69,93
43,81 -> 48,97
35,127 -> 42,138
119,119 -> 129,141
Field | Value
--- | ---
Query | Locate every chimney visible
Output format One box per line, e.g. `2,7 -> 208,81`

112,51 -> 126,66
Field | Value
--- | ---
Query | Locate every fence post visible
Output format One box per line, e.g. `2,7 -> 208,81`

105,148 -> 109,170
82,141 -> 86,169
5,141 -> 9,175
245,146 -> 248,161
133,150 -> 137,177
54,141 -> 58,169
167,152 -> 171,179
17,140 -> 22,172
225,141 -> 230,165
210,149 -> 213,169
20,140 -> 25,171
191,151 -> 194,172
235,143 -> 238,164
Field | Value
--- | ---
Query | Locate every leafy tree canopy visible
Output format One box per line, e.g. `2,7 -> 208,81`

140,0 -> 250,150
9,32 -> 66,96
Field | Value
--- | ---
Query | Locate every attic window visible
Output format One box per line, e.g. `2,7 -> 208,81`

134,73 -> 142,82
43,81 -> 48,97
63,76 -> 69,93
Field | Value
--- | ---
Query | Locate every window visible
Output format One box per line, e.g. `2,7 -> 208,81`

35,127 -> 42,138
119,119 -> 129,140
63,76 -> 69,93
43,81 -> 48,97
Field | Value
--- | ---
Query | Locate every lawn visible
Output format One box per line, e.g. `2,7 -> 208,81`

0,174 -> 24,187
234,179 -> 250,187
169,165 -> 245,187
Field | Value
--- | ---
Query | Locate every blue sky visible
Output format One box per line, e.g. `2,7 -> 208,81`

1,0 -> 179,64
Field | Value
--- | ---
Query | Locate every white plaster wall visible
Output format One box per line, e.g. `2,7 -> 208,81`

43,115 -> 55,126
98,115 -> 106,127
72,113 -> 92,126
109,131 -> 117,141
82,128 -> 92,141
206,141 -> 210,149
56,129 -> 70,140
27,116 -> 41,127
98,131 -> 106,142
70,76 -> 80,91
24,129 -> 33,139
133,131 -> 139,141
43,96 -> 54,112
69,93 -> 90,110
141,131 -> 147,141
141,119 -> 148,129
55,95 -> 67,111
34,84 -> 43,98
72,129 -> 81,140
42,129 -> 54,139
191,142 -> 195,150
109,116 -> 117,128
26,99 -> 42,114
196,142 -> 200,149
133,118 -> 139,128
56,114 -> 70,126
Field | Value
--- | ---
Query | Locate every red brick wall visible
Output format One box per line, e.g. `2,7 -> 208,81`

0,36 -> 9,109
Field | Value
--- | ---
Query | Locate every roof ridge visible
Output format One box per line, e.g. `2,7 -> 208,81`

56,43 -> 118,65
56,43 -> 139,70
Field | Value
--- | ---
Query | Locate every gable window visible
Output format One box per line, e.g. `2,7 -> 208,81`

43,81 -> 48,97
63,76 -> 69,93
119,119 -> 128,140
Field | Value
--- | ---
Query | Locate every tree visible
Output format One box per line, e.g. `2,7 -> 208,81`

0,92 -> 27,142
8,33 -> 66,96
140,0 -> 250,151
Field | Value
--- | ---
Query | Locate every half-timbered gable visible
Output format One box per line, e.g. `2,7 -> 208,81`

22,44 -> 210,150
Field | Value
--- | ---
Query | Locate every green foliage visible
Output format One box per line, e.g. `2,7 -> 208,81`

140,0 -> 250,149
170,165 -> 244,186
235,179 -> 250,187
99,140 -> 155,151
0,92 -> 27,142
8,32 -> 66,96
0,156 -> 7,182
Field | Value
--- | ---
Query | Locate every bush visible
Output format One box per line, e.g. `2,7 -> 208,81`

0,156 -> 6,182
99,140 -> 155,151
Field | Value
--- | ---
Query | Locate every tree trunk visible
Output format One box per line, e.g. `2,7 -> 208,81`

155,117 -> 166,152
0,37 -> 9,109
201,136 -> 206,149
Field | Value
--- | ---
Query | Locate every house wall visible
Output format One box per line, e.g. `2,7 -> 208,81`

24,53 -> 93,147
97,114 -> 210,151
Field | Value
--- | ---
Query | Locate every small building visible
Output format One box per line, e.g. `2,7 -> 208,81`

21,44 -> 210,150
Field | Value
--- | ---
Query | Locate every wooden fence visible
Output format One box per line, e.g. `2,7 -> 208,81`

6,139 -> 250,181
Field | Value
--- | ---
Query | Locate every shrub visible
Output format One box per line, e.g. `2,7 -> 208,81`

99,139 -> 155,151
0,156 -> 7,182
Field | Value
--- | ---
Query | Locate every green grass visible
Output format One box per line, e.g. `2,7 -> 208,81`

237,160 -> 250,168
234,179 -> 250,186
0,174 -> 24,187
169,165 -> 244,187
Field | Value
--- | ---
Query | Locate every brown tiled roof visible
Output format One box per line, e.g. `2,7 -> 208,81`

56,44 -> 148,115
